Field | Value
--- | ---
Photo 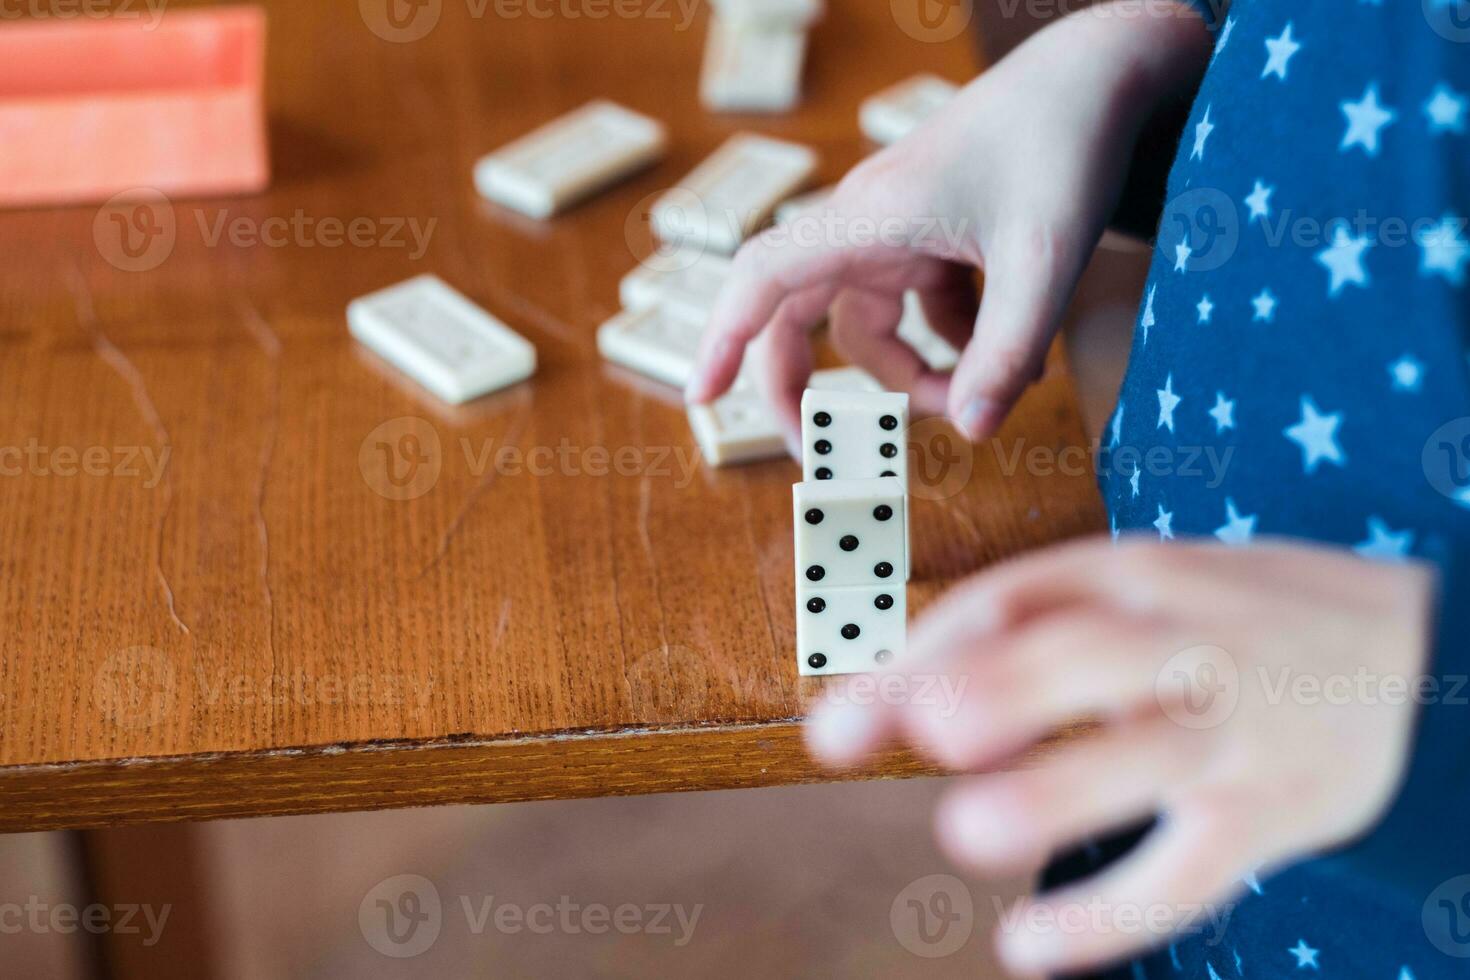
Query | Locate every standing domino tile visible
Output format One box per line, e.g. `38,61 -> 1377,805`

347,275 -> 536,404
709,0 -> 823,26
801,388 -> 909,484
700,19 -> 807,113
689,367 -> 880,467
652,134 -> 817,254
896,291 -> 960,372
794,478 -> 908,675
859,74 -> 958,145
474,101 -> 667,219
619,251 -> 733,322
596,304 -> 705,388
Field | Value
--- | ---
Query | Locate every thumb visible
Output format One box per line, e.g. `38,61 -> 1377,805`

947,229 -> 1082,440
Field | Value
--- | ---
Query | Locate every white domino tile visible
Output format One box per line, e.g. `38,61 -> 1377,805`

688,367 -> 880,467
859,74 -> 958,146
619,251 -> 733,323
796,583 -> 906,676
793,477 -> 906,588
800,388 -> 909,484
473,100 -> 667,219
652,134 -> 817,254
347,275 -> 536,404
596,304 -> 706,388
700,18 -> 807,113
709,0 -> 823,26
896,291 -> 960,372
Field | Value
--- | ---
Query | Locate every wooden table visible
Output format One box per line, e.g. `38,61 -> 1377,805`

0,0 -> 1104,834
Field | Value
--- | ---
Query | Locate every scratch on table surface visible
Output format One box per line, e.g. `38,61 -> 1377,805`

492,596 -> 511,653
417,404 -> 533,578
238,295 -> 281,670
66,265 -> 189,636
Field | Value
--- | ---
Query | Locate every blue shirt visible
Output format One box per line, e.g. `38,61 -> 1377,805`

1079,0 -> 1470,976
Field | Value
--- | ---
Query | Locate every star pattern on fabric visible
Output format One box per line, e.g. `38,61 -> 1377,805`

1340,83 -> 1396,155
1284,396 -> 1346,474
1315,225 -> 1374,296
1288,939 -> 1320,970
1197,294 -> 1215,323
1354,516 -> 1414,561
1215,498 -> 1257,546
1389,354 -> 1424,392
1262,23 -> 1301,81
1157,373 -> 1182,432
1209,391 -> 1236,432
1423,82 -> 1466,134
1154,503 -> 1175,541
1252,288 -> 1279,322
1192,105 -> 1216,160
1245,180 -> 1273,222
1417,214 -> 1470,285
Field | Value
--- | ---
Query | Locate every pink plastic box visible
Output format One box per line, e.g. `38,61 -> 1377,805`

0,6 -> 268,208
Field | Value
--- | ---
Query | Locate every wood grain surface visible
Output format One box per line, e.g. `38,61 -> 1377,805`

0,0 -> 1105,832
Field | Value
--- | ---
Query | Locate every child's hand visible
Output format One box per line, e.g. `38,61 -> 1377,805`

686,1 -> 1211,447
806,538 -> 1435,975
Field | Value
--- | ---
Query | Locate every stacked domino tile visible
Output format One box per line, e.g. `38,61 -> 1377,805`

793,388 -> 910,676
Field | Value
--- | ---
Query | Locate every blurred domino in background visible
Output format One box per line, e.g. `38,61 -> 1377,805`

348,275 -> 536,404
596,304 -> 707,389
700,19 -> 808,113
474,100 -> 666,219
689,367 -> 879,467
619,251 -> 733,323
652,134 -> 817,254
859,74 -> 958,145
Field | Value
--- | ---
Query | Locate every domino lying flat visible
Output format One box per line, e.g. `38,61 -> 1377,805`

700,18 -> 807,113
651,134 -> 817,254
689,367 -> 879,466
793,478 -> 907,675
474,100 -> 667,219
348,275 -> 536,404
619,251 -> 733,323
859,74 -> 958,146
596,303 -> 705,389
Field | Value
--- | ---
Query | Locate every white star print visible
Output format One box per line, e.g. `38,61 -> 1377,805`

1110,514 -> 1119,543
1284,396 -> 1346,474
1424,83 -> 1466,134
1207,964 -> 1223,980
1340,83 -> 1396,156
1288,938 -> 1320,969
1196,294 -> 1214,323
1213,16 -> 1235,61
1262,23 -> 1301,81
1130,466 -> 1141,498
1215,498 -> 1257,546
1251,288 -> 1278,322
1173,240 -> 1191,273
1244,180 -> 1273,222
1400,967 -> 1416,980
1191,105 -> 1215,160
1154,503 -> 1174,541
1157,373 -> 1181,433
1140,284 -> 1157,342
1355,516 -> 1414,561
1389,354 -> 1424,392
1417,214 -> 1470,285
1315,225 -> 1374,296
1109,402 -> 1124,449
1209,391 -> 1236,432
1243,870 -> 1264,895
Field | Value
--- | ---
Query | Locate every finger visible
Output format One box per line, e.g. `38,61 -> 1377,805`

750,294 -> 823,454
997,806 -> 1252,975
948,229 -> 1085,439
686,231 -> 852,404
915,267 -> 979,351
899,610 -> 1181,770
804,674 -> 908,768
828,290 -> 951,416
935,715 -> 1200,875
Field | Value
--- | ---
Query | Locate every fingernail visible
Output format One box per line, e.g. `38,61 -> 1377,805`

956,398 -> 997,440
805,699 -> 878,764
937,789 -> 1028,866
998,910 -> 1059,974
